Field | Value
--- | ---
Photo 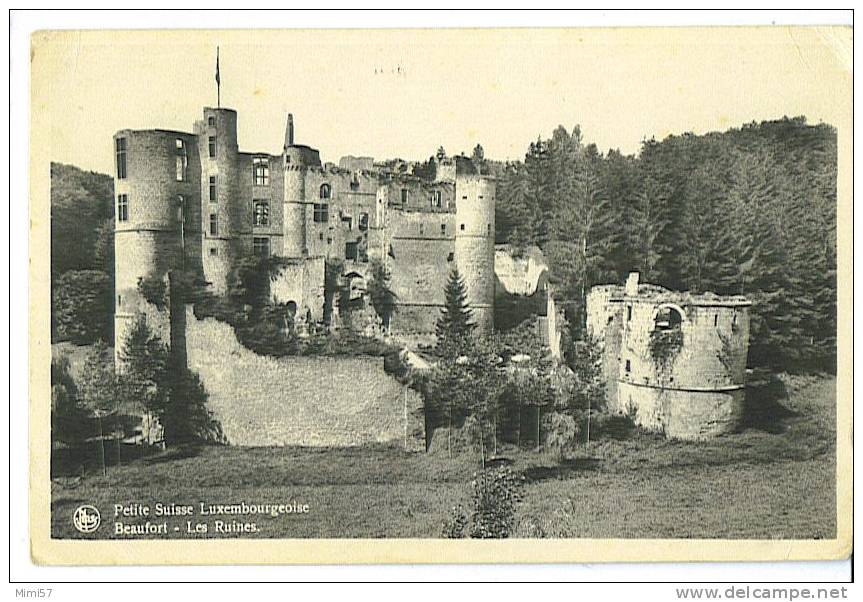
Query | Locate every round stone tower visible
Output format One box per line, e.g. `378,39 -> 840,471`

282,113 -> 322,258
605,278 -> 752,439
454,174 -> 496,332
195,107 -> 243,294
113,128 -> 200,367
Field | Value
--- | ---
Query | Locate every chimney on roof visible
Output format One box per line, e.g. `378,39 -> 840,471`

285,113 -> 294,148
625,271 -> 640,296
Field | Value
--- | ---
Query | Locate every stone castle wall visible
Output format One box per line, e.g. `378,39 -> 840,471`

184,307 -> 425,449
115,107 -> 496,344
386,210 -> 457,335
269,256 -> 326,323
586,281 -> 751,440
235,151 -> 285,256
618,300 -> 749,392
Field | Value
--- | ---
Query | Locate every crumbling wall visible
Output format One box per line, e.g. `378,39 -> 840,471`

269,256 -> 326,323
184,306 -> 424,449
616,300 -> 750,439
386,211 -> 456,335
586,278 -> 751,440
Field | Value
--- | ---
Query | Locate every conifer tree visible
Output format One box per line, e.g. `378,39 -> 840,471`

436,268 -> 475,350
495,162 -> 541,249
117,314 -> 170,415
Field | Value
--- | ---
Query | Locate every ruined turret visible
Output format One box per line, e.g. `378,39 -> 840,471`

586,272 -> 752,440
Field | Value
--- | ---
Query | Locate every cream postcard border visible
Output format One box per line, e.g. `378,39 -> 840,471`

28,26 -> 853,565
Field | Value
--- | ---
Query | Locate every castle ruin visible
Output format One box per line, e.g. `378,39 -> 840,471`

587,272 -> 752,440
110,103 -> 750,445
113,107 -> 496,358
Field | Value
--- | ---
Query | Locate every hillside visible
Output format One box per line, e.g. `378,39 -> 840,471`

493,116 -> 837,373
50,162 -> 114,282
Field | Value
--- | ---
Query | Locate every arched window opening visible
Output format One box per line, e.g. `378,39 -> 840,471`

654,305 -> 684,331
320,183 -> 331,199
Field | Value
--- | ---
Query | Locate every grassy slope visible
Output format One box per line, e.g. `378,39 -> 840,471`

51,376 -> 836,539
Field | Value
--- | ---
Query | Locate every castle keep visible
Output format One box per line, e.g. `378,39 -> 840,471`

587,273 -> 752,440
113,107 -> 496,356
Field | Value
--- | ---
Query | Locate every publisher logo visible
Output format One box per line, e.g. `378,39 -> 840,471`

72,505 -> 101,533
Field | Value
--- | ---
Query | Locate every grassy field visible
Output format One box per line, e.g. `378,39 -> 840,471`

51,375 -> 836,540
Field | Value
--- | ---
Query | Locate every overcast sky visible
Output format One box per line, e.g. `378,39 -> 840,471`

33,26 -> 850,175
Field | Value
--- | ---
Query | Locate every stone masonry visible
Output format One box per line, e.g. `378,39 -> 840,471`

586,272 -> 752,440
184,306 -> 425,449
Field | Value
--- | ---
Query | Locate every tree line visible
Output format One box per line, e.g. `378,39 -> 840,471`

493,117 -> 837,373
50,163 -> 115,344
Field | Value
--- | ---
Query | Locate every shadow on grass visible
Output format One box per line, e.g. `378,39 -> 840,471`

144,444 -> 203,465
522,457 -> 601,483
52,442 -> 164,478
742,372 -> 799,434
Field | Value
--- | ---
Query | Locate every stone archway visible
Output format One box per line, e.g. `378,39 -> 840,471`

652,303 -> 686,330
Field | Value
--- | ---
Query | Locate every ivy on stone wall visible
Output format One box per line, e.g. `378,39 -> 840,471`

137,275 -> 168,310
648,327 -> 683,374
716,330 -> 735,373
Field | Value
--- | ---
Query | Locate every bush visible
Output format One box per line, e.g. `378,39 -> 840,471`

51,354 -> 91,446
442,466 -> 524,539
543,411 -> 580,460
52,270 -> 112,344
590,412 -> 636,440
234,304 -> 298,357
367,259 -> 397,328
441,504 -> 469,539
118,314 -> 223,446
568,335 -> 606,413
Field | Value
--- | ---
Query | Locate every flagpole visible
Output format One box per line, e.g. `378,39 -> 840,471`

216,46 -> 221,108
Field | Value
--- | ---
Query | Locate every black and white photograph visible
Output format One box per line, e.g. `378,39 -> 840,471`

22,16 -> 852,567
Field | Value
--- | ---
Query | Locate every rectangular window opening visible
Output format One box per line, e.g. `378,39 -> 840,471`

253,200 -> 270,227
253,237 -> 270,257
209,176 -> 217,202
115,138 -> 127,179
253,157 -> 270,186
313,203 -> 329,223
117,194 -> 129,222
175,139 -> 187,182
209,214 -> 219,237
208,136 -> 216,158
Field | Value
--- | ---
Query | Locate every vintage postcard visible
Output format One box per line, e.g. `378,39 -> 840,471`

29,25 -> 852,565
